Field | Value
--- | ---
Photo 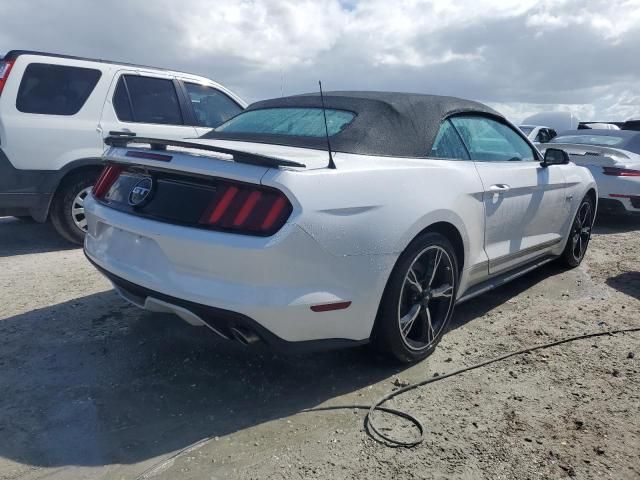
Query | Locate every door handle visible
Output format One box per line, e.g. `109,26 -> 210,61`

488,184 -> 511,192
108,130 -> 137,137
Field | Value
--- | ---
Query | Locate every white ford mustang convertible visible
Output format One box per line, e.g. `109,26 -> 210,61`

84,92 -> 597,363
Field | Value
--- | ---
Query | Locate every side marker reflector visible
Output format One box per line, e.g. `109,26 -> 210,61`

310,301 -> 352,313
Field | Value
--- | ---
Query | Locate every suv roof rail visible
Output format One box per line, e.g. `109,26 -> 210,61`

2,49 -> 195,77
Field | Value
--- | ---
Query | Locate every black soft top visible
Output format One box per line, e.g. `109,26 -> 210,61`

203,91 -> 502,157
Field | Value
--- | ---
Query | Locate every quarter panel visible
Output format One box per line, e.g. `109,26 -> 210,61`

262,154 -> 489,295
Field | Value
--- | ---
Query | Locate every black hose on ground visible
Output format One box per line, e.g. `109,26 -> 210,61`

135,327 -> 640,478
307,327 -> 640,448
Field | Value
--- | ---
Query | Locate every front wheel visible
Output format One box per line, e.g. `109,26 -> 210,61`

371,232 -> 459,363
559,195 -> 594,268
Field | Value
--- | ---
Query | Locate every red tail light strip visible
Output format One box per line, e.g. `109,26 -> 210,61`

602,167 -> 640,177
199,181 -> 292,235
92,165 -> 123,199
233,191 -> 262,226
261,196 -> 288,230
204,186 -> 238,224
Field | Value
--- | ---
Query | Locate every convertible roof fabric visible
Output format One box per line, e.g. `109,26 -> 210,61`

203,91 -> 502,158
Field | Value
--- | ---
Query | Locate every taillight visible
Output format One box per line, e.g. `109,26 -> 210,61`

0,59 -> 15,96
199,181 -> 292,235
92,165 -> 123,199
602,167 -> 640,177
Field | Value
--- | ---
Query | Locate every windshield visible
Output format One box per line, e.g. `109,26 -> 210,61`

519,126 -> 534,135
550,134 -> 625,147
215,107 -> 356,137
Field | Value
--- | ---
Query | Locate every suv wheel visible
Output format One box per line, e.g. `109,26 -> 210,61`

50,172 -> 99,245
372,232 -> 459,363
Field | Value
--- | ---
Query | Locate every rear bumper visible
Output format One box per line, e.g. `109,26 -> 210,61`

88,257 -> 367,353
0,192 -> 52,220
0,148 -> 55,221
591,169 -> 640,214
83,195 -> 396,344
599,196 -> 640,215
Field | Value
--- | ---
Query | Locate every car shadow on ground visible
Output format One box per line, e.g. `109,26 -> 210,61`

593,213 -> 640,235
0,216 -> 76,257
448,261 -> 569,332
0,290 -> 408,469
606,271 -> 640,300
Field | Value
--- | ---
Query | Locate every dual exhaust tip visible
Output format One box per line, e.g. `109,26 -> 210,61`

229,325 -> 261,346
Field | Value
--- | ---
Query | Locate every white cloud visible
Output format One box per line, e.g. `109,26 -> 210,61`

1,0 -> 639,121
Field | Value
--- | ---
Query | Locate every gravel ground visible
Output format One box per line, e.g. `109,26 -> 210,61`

0,215 -> 638,480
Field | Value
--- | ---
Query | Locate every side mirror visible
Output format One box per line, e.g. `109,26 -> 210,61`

542,148 -> 570,167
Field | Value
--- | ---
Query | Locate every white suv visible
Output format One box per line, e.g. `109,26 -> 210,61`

0,50 -> 246,243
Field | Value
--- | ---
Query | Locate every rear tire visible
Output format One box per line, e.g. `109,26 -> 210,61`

559,195 -> 594,268
50,171 -> 99,245
371,232 -> 459,363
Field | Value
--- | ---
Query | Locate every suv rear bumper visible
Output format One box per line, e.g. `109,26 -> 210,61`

0,148 -> 54,221
0,192 -> 53,220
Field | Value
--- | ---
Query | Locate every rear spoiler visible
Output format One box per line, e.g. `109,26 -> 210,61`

104,135 -> 306,169
540,143 -> 631,165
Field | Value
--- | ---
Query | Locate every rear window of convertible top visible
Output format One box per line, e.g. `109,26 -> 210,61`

214,107 -> 355,137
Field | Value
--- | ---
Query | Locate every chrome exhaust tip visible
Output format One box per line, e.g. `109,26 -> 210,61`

229,326 -> 261,346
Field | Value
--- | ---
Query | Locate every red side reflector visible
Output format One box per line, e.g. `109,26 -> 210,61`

92,165 -> 123,199
310,301 -> 352,313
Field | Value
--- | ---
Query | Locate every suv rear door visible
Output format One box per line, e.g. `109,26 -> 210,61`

99,71 -> 198,142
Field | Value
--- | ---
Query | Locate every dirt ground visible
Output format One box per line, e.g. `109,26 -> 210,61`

0,214 -> 638,480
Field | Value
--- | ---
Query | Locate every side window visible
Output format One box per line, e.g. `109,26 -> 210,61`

184,83 -> 242,128
113,75 -> 183,125
430,119 -> 470,160
548,129 -> 557,140
16,63 -> 101,115
113,77 -> 133,122
450,116 -> 536,162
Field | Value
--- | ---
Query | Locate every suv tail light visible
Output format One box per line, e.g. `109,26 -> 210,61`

602,167 -> 640,177
199,181 -> 292,235
0,59 -> 15,96
92,165 -> 123,199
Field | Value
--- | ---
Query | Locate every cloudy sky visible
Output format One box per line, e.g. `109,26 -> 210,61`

1,0 -> 639,122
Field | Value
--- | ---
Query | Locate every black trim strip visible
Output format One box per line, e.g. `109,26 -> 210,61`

489,238 -> 562,270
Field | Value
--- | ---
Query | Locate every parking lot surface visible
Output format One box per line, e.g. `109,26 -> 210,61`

0,215 -> 638,479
